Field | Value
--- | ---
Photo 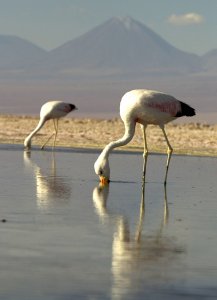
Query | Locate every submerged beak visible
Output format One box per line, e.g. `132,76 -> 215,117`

99,176 -> 110,185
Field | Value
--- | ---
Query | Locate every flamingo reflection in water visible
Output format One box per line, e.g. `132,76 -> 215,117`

92,180 -> 185,299
23,151 -> 71,210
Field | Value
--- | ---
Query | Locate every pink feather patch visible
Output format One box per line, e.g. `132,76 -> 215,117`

147,101 -> 180,117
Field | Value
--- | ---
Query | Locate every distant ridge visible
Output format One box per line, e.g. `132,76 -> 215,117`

202,49 -> 217,72
0,16 -> 217,78
0,35 -> 47,70
41,16 -> 201,76
0,18 -> 216,120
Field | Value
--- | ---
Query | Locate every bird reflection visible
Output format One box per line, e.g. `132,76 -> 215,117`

23,151 -> 71,210
92,182 -> 184,300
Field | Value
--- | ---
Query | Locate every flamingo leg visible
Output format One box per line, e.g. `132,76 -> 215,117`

135,181 -> 145,242
41,120 -> 57,150
41,133 -> 55,150
163,184 -> 169,225
141,125 -> 148,156
160,125 -> 173,185
53,119 -> 59,149
141,125 -> 148,181
142,151 -> 148,183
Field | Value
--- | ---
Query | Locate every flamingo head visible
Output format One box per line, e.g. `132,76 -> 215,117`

24,137 -> 31,150
94,154 -> 110,185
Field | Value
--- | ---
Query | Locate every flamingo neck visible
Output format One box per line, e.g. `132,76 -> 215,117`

101,120 -> 135,159
24,117 -> 46,147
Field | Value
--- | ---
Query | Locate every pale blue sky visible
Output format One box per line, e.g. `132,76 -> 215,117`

0,0 -> 216,54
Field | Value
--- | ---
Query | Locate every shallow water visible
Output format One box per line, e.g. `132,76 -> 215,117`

0,145 -> 217,299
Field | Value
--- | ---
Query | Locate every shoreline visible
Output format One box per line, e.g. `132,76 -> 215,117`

1,114 -> 217,157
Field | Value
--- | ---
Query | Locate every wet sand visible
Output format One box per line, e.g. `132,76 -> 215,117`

0,115 -> 217,156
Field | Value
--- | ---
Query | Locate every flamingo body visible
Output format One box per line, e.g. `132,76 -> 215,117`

120,89 -> 190,126
24,101 -> 77,150
94,89 -> 195,184
39,101 -> 75,120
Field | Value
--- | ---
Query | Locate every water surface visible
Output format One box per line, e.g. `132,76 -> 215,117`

0,146 -> 217,299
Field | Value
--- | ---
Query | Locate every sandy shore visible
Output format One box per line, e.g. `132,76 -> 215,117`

0,114 -> 217,156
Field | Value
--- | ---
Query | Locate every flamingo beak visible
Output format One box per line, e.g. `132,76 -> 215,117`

99,176 -> 110,185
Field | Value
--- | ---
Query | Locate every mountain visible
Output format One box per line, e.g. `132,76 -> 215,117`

0,35 -> 47,70
3,17 -> 217,78
0,17 -> 216,120
202,49 -> 217,72
34,16 -> 202,77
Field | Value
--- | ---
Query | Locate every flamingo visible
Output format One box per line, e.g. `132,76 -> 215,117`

94,89 -> 195,184
24,101 -> 77,150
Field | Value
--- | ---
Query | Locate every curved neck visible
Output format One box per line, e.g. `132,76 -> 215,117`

25,117 -> 46,144
101,120 -> 136,158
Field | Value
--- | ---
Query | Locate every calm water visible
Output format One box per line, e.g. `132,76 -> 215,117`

0,145 -> 217,299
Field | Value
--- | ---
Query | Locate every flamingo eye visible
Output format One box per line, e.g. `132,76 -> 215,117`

99,169 -> 103,175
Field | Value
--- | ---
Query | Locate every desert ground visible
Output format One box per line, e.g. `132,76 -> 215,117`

0,115 -> 217,156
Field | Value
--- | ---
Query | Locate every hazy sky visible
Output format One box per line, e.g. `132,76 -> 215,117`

0,0 -> 216,55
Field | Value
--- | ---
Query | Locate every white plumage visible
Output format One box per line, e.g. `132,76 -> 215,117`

24,101 -> 77,150
94,89 -> 195,184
